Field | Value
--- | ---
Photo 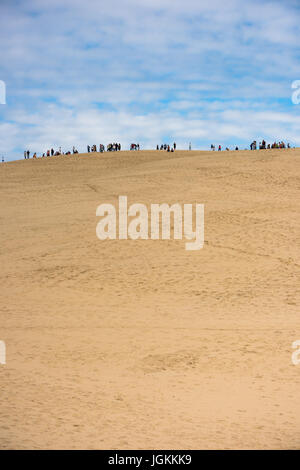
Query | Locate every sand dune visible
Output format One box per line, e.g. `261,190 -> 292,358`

0,148 -> 299,449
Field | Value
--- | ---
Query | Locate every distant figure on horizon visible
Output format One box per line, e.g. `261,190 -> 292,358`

259,140 -> 266,149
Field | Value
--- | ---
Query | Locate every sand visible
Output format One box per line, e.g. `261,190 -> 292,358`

0,148 -> 299,449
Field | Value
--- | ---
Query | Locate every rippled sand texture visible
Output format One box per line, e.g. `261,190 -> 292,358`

0,149 -> 299,449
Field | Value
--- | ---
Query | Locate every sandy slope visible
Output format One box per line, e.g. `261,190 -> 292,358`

0,148 -> 299,449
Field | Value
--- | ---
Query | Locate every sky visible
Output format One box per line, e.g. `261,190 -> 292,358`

0,0 -> 300,160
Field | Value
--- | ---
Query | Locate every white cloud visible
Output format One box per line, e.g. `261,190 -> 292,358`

0,0 -> 300,159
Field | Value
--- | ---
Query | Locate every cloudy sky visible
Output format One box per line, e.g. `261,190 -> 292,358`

0,0 -> 300,160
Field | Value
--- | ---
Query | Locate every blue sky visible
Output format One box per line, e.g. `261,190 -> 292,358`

0,0 -> 300,160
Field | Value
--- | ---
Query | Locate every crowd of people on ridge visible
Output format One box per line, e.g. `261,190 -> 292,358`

211,144 -> 239,151
210,140 -> 291,151
130,143 -> 140,150
250,140 -> 290,150
22,139 -> 294,160
23,143 -> 125,159
87,143 -> 121,152
24,147 -> 78,159
156,142 -> 177,152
